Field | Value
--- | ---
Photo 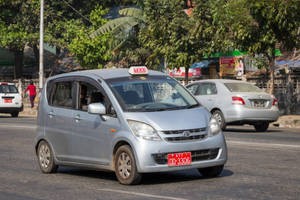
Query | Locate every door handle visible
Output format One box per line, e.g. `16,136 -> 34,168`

74,114 -> 81,122
48,111 -> 55,118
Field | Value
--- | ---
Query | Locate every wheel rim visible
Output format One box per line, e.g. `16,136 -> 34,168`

213,112 -> 223,126
39,144 -> 51,169
117,152 -> 132,179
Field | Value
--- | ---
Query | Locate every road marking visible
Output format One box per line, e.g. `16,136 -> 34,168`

0,124 -> 36,129
227,140 -> 300,149
96,188 -> 188,200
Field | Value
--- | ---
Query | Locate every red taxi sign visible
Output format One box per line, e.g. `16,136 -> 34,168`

129,66 -> 148,75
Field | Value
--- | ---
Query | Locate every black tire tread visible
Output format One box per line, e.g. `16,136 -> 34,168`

114,145 -> 142,185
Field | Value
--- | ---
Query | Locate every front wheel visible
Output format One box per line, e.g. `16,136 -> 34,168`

198,165 -> 224,178
37,141 -> 58,173
254,122 -> 269,132
115,145 -> 142,185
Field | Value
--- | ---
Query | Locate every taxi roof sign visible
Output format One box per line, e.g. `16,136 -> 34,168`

129,66 -> 148,75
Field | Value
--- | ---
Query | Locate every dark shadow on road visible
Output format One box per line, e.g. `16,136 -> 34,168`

56,167 -> 233,185
57,167 -> 117,181
140,169 -> 233,185
224,127 -> 283,133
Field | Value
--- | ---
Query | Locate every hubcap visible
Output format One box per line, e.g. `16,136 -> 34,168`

117,152 -> 132,179
39,144 -> 51,169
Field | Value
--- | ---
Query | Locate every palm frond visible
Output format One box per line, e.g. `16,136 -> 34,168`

119,8 -> 144,21
91,17 -> 138,38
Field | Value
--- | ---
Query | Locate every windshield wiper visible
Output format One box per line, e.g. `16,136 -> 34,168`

186,104 -> 199,109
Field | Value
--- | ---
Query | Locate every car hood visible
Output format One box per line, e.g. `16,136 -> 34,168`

123,107 -> 210,131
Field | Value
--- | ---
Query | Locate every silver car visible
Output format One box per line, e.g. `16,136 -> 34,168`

186,79 -> 279,132
35,67 -> 227,185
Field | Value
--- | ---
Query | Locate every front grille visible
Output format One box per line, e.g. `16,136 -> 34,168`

163,128 -> 206,135
165,134 -> 207,142
162,127 -> 207,142
152,148 -> 219,165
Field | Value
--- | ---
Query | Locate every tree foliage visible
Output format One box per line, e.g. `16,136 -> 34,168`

139,0 -> 215,83
66,6 -> 112,69
212,0 -> 300,94
0,0 -> 40,78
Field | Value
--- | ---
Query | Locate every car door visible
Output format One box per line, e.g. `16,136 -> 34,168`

44,80 -> 76,161
194,82 -> 218,111
71,78 -> 120,166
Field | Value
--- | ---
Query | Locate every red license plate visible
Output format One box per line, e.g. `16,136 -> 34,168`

168,152 -> 192,167
4,99 -> 12,103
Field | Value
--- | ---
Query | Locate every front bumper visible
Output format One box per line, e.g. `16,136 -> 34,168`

224,105 -> 279,124
133,133 -> 227,173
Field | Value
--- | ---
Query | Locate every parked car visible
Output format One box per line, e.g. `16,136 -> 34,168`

0,82 -> 23,117
186,79 -> 279,132
35,66 -> 227,185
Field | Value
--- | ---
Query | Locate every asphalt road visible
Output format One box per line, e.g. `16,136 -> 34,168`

0,116 -> 299,200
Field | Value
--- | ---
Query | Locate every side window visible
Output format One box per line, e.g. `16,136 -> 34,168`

198,83 -> 217,95
51,81 -> 74,109
208,83 -> 217,95
79,82 -> 105,112
186,84 -> 199,95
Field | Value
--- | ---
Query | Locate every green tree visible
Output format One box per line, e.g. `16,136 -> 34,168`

140,0 -> 215,84
212,0 -> 300,94
0,0 -> 40,78
66,6 -> 112,69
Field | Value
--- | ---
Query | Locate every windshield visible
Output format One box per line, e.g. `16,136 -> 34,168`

0,85 -> 18,94
224,82 -> 263,93
107,76 -> 199,112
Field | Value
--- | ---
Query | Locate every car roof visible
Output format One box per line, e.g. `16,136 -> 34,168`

48,68 -> 166,81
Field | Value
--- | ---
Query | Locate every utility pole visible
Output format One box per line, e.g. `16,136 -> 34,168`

39,0 -> 44,90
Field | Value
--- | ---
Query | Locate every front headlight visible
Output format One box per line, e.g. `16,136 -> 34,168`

127,120 -> 161,141
209,117 -> 221,136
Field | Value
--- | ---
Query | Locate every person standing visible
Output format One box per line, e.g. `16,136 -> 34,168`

24,80 -> 37,108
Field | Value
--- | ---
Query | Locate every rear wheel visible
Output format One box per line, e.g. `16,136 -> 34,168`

198,165 -> 224,178
212,110 -> 226,130
11,112 -> 19,117
254,122 -> 269,132
37,141 -> 58,173
115,145 -> 142,185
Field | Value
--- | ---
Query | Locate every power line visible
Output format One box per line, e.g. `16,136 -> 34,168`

61,0 -> 91,24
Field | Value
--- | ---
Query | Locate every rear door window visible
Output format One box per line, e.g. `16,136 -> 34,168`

51,81 -> 74,109
198,83 -> 217,95
0,85 -> 18,94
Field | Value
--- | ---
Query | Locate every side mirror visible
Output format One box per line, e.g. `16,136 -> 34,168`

88,103 -> 106,115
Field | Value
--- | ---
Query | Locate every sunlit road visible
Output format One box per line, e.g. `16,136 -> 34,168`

0,116 -> 299,200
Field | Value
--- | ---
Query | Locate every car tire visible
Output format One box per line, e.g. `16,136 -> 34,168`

37,141 -> 58,173
212,110 -> 226,130
114,145 -> 142,185
198,165 -> 224,178
11,112 -> 19,117
254,122 -> 269,132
